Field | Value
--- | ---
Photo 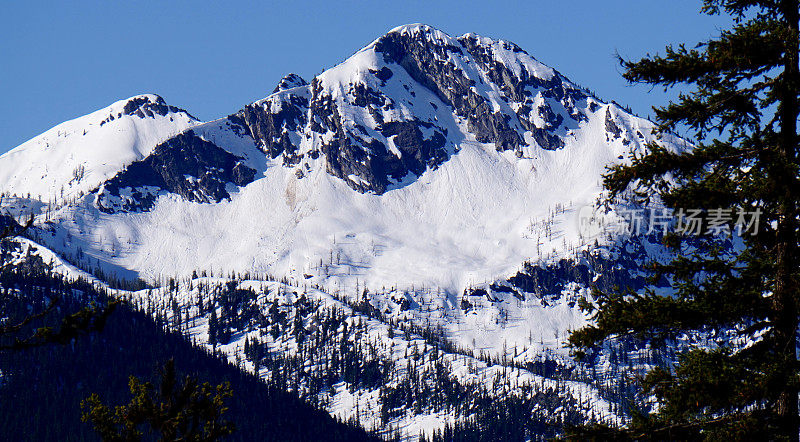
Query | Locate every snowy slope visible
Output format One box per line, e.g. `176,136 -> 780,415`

0,94 -> 199,204
4,228 -> 627,438
57,111 -> 665,286
37,103 -> 649,289
126,275 -> 623,439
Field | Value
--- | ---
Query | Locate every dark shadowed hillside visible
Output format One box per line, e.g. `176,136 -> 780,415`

0,254 -> 378,441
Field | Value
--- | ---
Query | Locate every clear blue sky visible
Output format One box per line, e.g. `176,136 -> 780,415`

0,1 -> 731,154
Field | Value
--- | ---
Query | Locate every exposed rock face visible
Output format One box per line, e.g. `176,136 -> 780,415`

273,73 -> 308,93
371,28 -> 594,156
233,91 -> 309,163
307,78 -> 450,193
122,95 -> 191,118
379,120 -> 448,176
458,35 -> 593,152
100,95 -> 196,126
605,108 -> 622,140
374,31 -> 523,152
95,131 -> 256,213
91,25 -> 611,206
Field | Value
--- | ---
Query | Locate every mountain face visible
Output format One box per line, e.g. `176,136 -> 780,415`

96,131 -> 257,213
228,24 -> 596,195
0,24 -> 690,438
51,24 -> 610,208
1,24 -> 642,210
0,94 -> 199,203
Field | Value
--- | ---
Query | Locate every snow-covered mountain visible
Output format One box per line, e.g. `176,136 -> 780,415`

1,24 -> 680,291
0,24 -> 691,439
0,94 -> 199,204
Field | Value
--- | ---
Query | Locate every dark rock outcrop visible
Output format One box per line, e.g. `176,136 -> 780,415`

235,93 -> 309,162
374,31 -> 524,152
100,95 -> 196,126
273,74 -> 308,93
307,79 -> 449,193
95,131 -> 256,213
122,95 -> 190,118
605,108 -> 622,139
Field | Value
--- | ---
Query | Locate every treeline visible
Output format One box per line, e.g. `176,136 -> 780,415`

0,234 -> 648,440
141,279 -> 598,440
0,244 -> 377,441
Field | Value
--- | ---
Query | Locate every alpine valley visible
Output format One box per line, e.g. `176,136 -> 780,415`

0,24 -> 703,440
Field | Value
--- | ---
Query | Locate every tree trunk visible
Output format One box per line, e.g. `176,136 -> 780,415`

774,2 -> 800,440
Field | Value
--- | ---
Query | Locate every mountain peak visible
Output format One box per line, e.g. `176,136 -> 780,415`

219,24 -> 615,196
386,23 -> 440,35
0,93 -> 200,202
123,93 -> 164,104
373,23 -> 458,49
272,74 -> 308,93
113,94 -> 196,121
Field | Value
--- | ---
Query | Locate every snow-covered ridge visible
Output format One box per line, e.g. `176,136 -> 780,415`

0,94 -> 200,204
210,23 -> 611,197
376,23 -> 557,81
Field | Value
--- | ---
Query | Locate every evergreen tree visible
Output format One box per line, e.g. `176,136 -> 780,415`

81,359 -> 235,441
208,309 -> 219,345
569,1 -> 800,440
